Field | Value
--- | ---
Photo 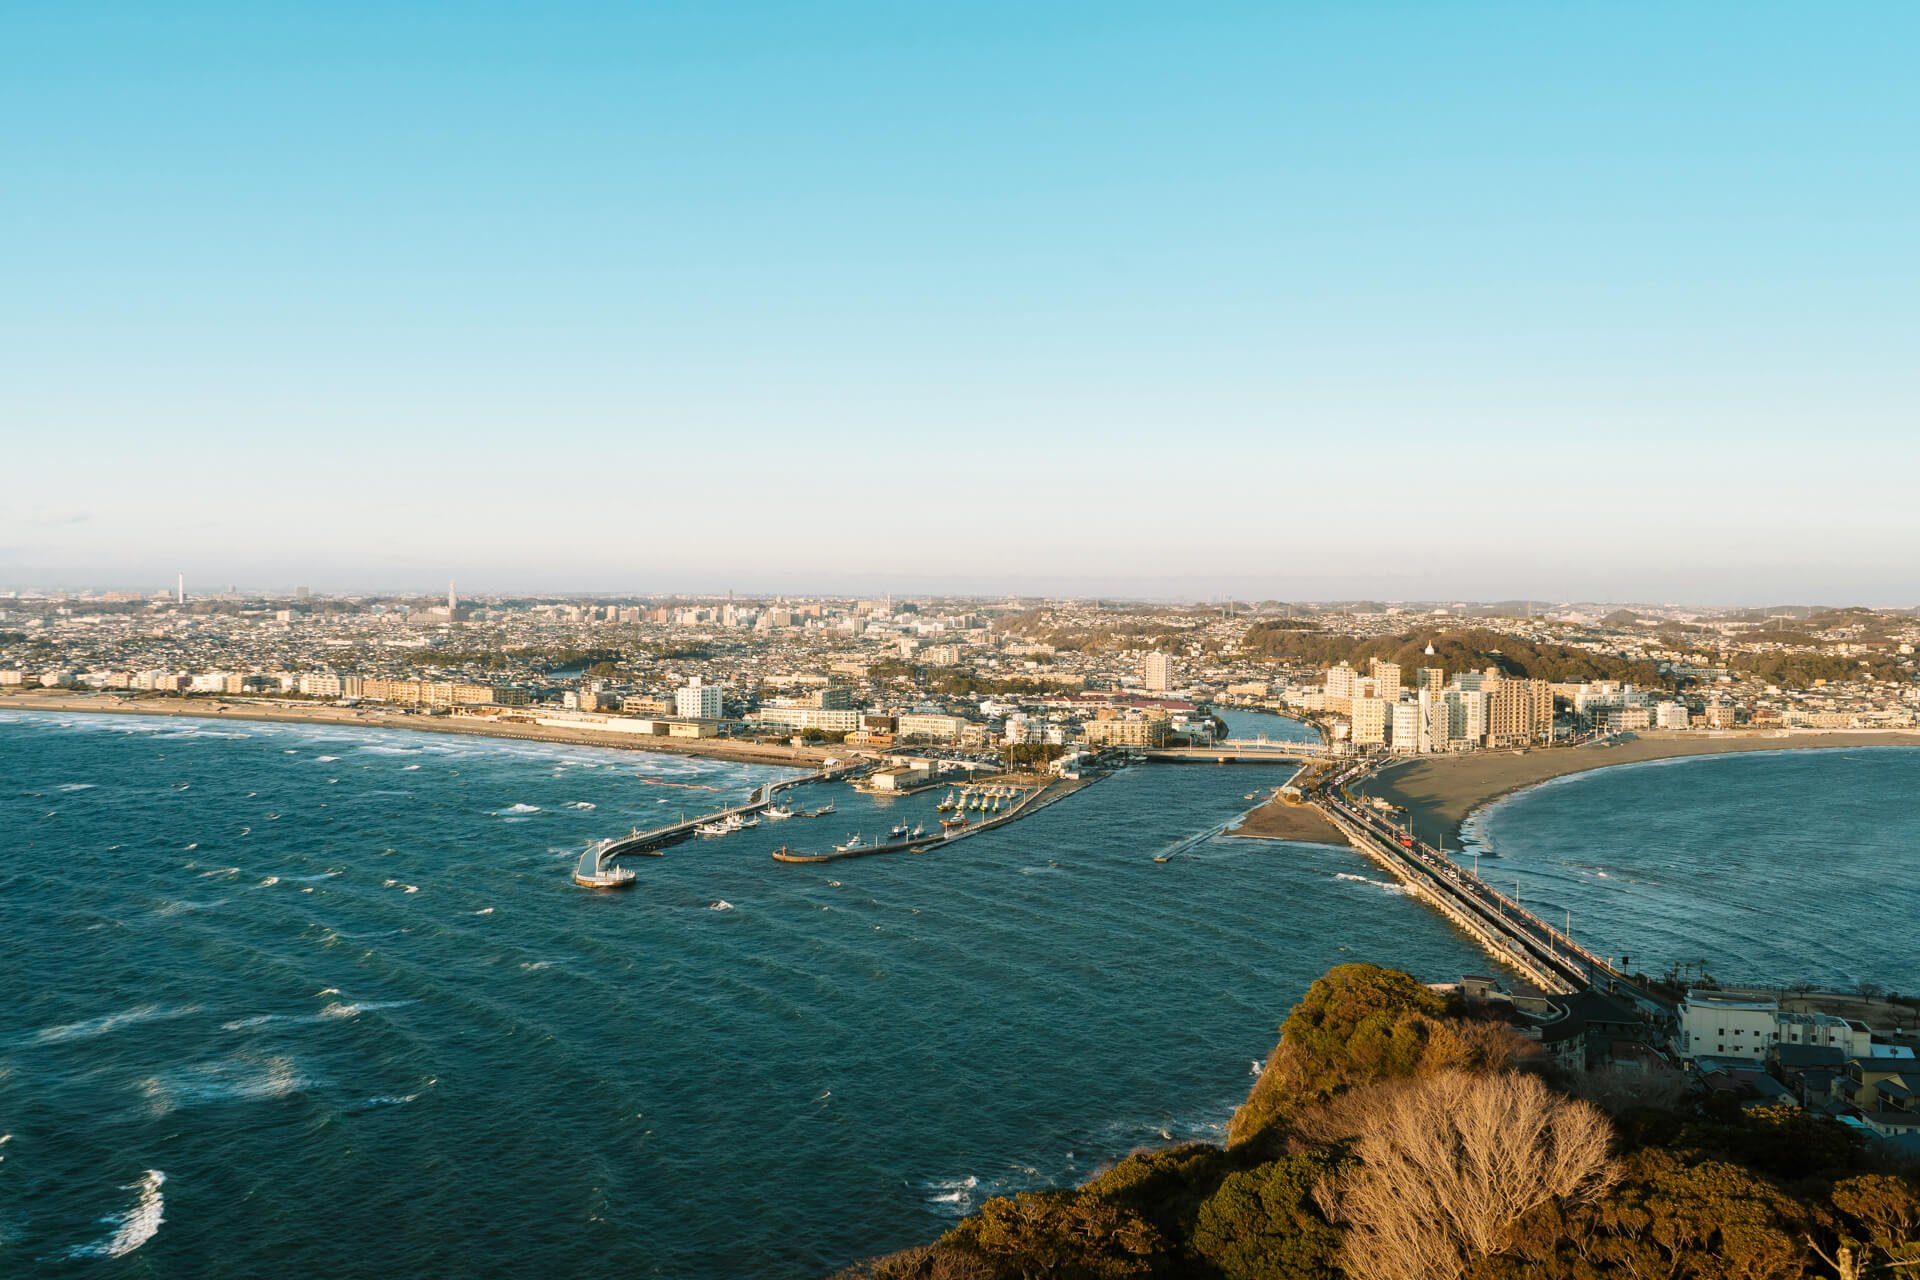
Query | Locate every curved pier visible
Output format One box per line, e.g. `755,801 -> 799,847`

769,777 -> 1088,864
574,763 -> 863,887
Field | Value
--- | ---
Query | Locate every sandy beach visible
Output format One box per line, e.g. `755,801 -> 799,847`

1228,794 -> 1345,846
1362,729 -> 1920,846
0,690 -> 837,770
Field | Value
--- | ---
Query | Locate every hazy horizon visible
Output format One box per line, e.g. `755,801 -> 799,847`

6,4 -> 1916,600
7,572 -> 1912,614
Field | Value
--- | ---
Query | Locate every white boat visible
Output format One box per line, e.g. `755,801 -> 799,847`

887,823 -> 911,841
834,833 -> 866,853
908,824 -> 926,839
766,804 -> 796,820
695,821 -> 734,837
809,802 -> 836,818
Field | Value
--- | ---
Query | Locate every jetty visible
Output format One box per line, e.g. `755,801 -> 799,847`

1151,818 -> 1235,863
573,761 -> 865,887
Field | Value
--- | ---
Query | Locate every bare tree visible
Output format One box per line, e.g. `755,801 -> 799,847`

1321,1071 -> 1619,1280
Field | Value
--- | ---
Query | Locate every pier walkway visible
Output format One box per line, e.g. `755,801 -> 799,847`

574,762 -> 865,886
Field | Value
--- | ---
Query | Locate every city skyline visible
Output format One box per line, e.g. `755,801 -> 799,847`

6,3 -> 1918,599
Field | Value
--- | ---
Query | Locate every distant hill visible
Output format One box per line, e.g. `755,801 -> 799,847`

1239,625 -> 1667,687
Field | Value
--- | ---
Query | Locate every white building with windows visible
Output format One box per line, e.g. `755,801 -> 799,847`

1676,989 -> 1877,1061
1389,700 -> 1424,755
674,677 -> 723,721
1676,990 -> 1779,1061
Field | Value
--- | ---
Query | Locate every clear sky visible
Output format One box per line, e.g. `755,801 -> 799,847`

3,2 -> 1915,603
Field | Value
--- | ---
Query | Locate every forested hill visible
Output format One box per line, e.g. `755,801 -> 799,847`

1238,626 -> 1668,688
840,964 -> 1920,1280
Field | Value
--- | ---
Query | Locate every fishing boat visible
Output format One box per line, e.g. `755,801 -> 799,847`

936,792 -> 958,812
940,814 -> 970,832
695,820 -> 734,837
887,823 -> 910,841
765,804 -> 795,821
575,863 -> 637,889
834,833 -> 866,853
908,823 -> 926,839
809,802 -> 836,818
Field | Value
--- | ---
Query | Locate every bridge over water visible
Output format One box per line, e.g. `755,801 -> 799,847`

1143,738 -> 1333,764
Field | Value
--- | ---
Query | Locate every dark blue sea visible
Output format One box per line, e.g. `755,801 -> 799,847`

1462,746 -> 1920,993
0,708 -> 1475,1276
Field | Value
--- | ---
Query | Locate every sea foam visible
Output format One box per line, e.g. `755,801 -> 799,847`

31,1004 -> 197,1046
66,1169 -> 165,1259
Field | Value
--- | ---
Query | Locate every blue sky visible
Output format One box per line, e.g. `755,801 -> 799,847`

3,2 -> 1915,601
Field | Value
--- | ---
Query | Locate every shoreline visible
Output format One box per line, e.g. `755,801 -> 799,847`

0,691 -> 834,771
1363,729 -> 1920,849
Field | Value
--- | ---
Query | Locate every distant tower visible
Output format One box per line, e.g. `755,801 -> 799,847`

448,579 -> 457,612
177,573 -> 185,605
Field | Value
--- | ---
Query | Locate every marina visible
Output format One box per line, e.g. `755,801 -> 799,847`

572,762 -> 864,887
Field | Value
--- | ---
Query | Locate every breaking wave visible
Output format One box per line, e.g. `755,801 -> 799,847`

31,1004 -> 197,1046
65,1169 -> 165,1259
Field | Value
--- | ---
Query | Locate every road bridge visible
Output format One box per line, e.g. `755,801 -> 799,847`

1314,785 -> 1668,1012
1144,739 -> 1332,764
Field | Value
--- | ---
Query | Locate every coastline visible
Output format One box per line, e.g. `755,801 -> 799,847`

1363,729 -> 1920,848
1227,794 -> 1345,846
0,690 -> 834,770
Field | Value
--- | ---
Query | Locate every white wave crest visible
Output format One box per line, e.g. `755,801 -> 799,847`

141,1055 -> 305,1115
496,803 -> 541,816
56,782 -> 97,792
473,907 -> 495,916
320,999 -> 413,1019
259,875 -> 280,886
924,1175 -> 978,1209
66,1169 -> 165,1259
314,755 -> 339,762
32,1004 -> 197,1046
566,801 -> 596,810
709,900 -> 734,911
1334,872 -> 1406,895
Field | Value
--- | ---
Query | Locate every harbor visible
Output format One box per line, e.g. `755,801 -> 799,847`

576,758 -> 1120,879
572,761 -> 866,887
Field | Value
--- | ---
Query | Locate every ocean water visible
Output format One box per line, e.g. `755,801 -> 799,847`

1463,747 -> 1920,993
0,709 -> 1482,1276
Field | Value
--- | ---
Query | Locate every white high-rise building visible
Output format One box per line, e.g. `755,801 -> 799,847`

1324,662 -> 1358,714
1141,652 -> 1173,692
675,677 -> 723,720
1424,687 -> 1450,751
1389,700 -> 1424,755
